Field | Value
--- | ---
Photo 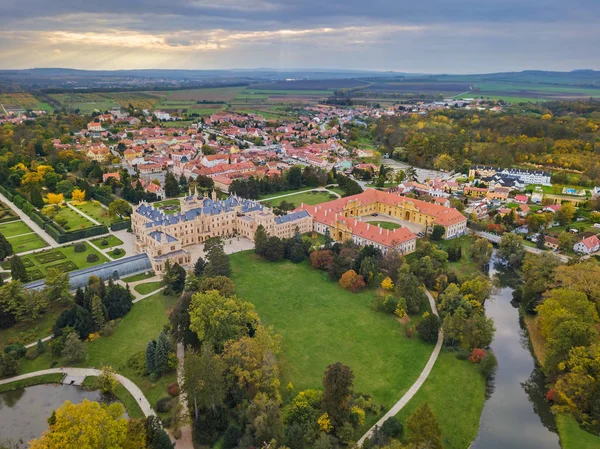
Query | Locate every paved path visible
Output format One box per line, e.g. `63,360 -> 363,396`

88,238 -> 114,261
0,192 -> 58,248
357,290 -> 443,446
258,188 -> 341,203
0,368 -> 155,417
175,343 -> 193,449
67,202 -> 102,226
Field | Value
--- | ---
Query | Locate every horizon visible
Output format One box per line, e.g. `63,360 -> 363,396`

1,0 -> 599,72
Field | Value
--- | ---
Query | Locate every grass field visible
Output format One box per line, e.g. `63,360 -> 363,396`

20,292 -> 178,420
54,205 -> 95,230
395,351 -> 486,449
556,414 -> 600,449
437,235 -> 481,279
134,281 -> 163,295
0,242 -> 109,281
0,219 -> 33,237
71,200 -> 113,226
229,251 -> 433,409
259,187 -> 316,200
7,232 -> 48,253
264,191 -> 336,207
90,234 -> 123,249
123,272 -> 156,283
369,221 -> 401,230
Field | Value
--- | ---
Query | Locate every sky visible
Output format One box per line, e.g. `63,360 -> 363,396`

1,0 -> 599,73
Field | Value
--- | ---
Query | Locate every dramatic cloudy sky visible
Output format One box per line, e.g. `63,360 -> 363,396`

1,0 -> 599,72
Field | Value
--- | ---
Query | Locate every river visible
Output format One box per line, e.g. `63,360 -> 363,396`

470,258 -> 560,449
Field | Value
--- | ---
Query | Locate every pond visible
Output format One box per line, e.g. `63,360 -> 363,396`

471,258 -> 560,449
0,383 -> 105,448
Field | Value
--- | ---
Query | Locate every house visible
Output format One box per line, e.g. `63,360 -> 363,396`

103,172 -> 121,183
87,122 -> 104,132
574,235 -> 600,254
514,194 -> 529,204
544,235 -> 559,250
85,145 -> 110,162
464,186 -> 488,197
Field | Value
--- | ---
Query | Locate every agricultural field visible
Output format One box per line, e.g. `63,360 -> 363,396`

70,200 -> 113,226
0,242 -> 108,281
0,92 -> 52,112
230,251 -> 434,410
49,92 -> 120,113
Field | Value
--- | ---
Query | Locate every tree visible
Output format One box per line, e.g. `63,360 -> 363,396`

322,362 -> 354,426
0,232 -> 13,261
470,238 -> 493,270
146,415 -> 175,449
10,255 -> 28,282
98,365 -> 118,393
44,268 -> 71,303
521,253 -> 561,314
417,313 -> 440,343
108,198 -> 132,219
498,233 -> 525,268
462,314 -> 496,349
145,340 -> 157,375
91,294 -> 107,328
47,192 -> 64,205
407,402 -> 442,449
71,189 -> 86,202
430,225 -> 445,241
30,186 -> 44,208
263,236 -> 285,261
247,392 -> 284,444
254,225 -> 269,257
194,256 -> 207,278
558,231 -> 575,252
189,290 -> 259,351
556,202 -> 576,226
61,332 -> 87,364
103,280 -> 133,320
554,261 -> 600,308
164,172 -> 180,198
183,344 -> 226,422
395,265 -> 427,315
170,263 -> 187,294
154,331 -> 172,376
204,247 -> 231,278
200,276 -> 236,297
29,400 -> 129,449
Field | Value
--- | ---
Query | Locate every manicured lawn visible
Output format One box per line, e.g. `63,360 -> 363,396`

264,191 -> 336,207
134,281 -> 163,295
0,219 -> 33,237
556,414 -> 600,449
54,205 -> 95,230
326,186 -> 345,197
0,373 -> 64,394
370,221 -> 401,230
153,199 -> 181,215
229,251 -> 433,409
0,242 -> 109,281
395,351 -> 486,449
7,232 -> 48,253
91,234 -> 124,249
20,292 -> 178,419
259,187 -> 315,200
123,271 -> 156,283
0,302 -> 68,349
108,248 -> 126,259
71,200 -> 113,226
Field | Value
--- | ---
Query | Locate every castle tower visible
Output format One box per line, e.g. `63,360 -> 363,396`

211,190 -> 217,201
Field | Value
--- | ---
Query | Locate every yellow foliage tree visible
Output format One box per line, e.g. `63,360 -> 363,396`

71,189 -> 86,202
339,270 -> 358,290
36,165 -> 54,177
29,399 -> 128,449
318,413 -> 333,433
381,277 -> 394,291
20,171 -> 42,190
46,193 -> 64,205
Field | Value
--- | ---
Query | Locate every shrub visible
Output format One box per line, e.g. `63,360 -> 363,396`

405,325 -> 415,339
469,348 -> 486,364
381,416 -> 403,438
416,313 -> 440,343
112,248 -> 122,255
382,295 -> 398,313
100,238 -> 109,246
156,397 -> 173,413
25,347 -> 39,360
479,352 -> 498,379
86,253 -> 99,263
167,382 -> 180,397
100,320 -> 118,337
73,242 -> 86,252
4,342 -> 26,359
127,351 -> 146,376
455,348 -> 470,360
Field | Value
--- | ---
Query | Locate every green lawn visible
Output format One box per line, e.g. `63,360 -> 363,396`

134,281 -> 163,295
264,191 -> 336,208
108,248 -> 127,259
20,292 -> 178,419
0,242 -> 109,281
153,199 -> 181,215
259,187 -> 316,200
71,200 -> 113,226
82,376 -> 144,419
0,219 -> 33,237
54,205 -> 95,230
0,303 -> 68,349
395,351 -> 486,449
123,272 -> 156,283
229,251 -> 433,409
91,234 -> 124,249
436,235 -> 481,279
556,414 -> 600,449
7,232 -> 48,253
369,221 -> 401,230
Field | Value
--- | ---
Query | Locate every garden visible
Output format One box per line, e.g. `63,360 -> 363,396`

90,234 -> 124,249
153,199 -> 181,215
0,242 -> 108,281
0,201 -> 18,223
52,205 -> 95,230
0,219 -> 48,253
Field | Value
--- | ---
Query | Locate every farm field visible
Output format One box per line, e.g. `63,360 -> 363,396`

229,251 -> 434,409
395,351 -> 486,449
71,200 -> 113,226
0,242 -> 109,281
53,205 -> 95,230
0,92 -> 52,112
49,93 -> 120,113
263,190 -> 336,207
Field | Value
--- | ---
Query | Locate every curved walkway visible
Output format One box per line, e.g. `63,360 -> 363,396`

258,187 -> 341,203
357,290 -> 443,446
0,367 -> 155,417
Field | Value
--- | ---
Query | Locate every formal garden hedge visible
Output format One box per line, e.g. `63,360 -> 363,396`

110,220 -> 131,231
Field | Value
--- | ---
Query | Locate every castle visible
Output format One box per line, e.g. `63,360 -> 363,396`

132,188 -> 312,273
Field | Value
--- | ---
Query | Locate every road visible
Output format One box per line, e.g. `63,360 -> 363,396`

470,230 -> 569,263
357,290 -> 443,446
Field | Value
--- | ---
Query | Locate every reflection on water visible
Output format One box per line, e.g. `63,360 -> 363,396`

470,258 -> 560,449
0,384 -> 103,448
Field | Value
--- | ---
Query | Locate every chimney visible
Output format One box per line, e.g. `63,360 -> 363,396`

380,227 -> 383,234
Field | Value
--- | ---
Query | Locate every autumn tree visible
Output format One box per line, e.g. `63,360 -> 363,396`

407,402 -> 442,449
47,192 -> 64,205
98,365 -> 118,394
554,261 -> 600,308
71,189 -> 86,202
322,362 -> 354,427
556,202 -> 575,226
44,268 -> 71,303
29,400 -> 129,449
247,392 -> 284,444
